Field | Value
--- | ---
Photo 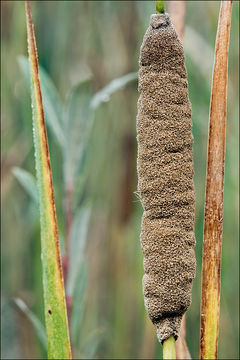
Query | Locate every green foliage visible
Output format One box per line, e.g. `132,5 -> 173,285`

14,298 -> 47,350
90,72 -> 137,110
12,166 -> 38,204
70,261 -> 87,346
18,56 -> 65,148
67,206 -> 91,298
25,3 -> 71,357
63,79 -> 93,186
17,31 -> 138,360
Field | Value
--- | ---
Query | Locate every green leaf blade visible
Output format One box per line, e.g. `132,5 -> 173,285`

63,78 -> 93,186
25,2 -> 72,359
14,298 -> 47,351
18,55 -> 65,148
12,166 -> 38,204
90,72 -> 137,110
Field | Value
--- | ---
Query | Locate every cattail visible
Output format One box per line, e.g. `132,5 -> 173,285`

137,13 -> 196,343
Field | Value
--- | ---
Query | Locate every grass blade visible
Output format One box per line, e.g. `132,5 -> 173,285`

63,79 -> 93,186
200,1 -> 233,359
70,261 -> 87,346
90,72 -> 137,110
18,55 -> 65,148
67,206 -> 91,297
12,166 -> 38,204
14,298 -> 47,350
25,1 -> 72,358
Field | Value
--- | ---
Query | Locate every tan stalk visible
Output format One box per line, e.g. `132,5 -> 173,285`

175,315 -> 191,360
168,0 -> 186,42
200,1 -> 233,359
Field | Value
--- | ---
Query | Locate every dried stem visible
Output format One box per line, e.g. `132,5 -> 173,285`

168,1 -> 186,42
200,1 -> 233,359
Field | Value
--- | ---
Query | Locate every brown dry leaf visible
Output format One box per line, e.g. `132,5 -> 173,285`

200,1 -> 233,359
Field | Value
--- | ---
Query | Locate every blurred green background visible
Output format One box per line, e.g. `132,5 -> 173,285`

1,1 -> 239,359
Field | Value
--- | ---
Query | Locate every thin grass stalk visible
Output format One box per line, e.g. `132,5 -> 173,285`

63,182 -> 74,327
200,1 -> 233,359
25,1 -> 72,358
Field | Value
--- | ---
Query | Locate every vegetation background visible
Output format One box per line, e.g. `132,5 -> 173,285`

1,1 -> 239,359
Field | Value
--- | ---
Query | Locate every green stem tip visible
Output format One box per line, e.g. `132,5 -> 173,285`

156,0 -> 165,14
163,335 -> 176,360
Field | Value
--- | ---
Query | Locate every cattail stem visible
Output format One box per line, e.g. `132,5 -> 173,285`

163,335 -> 176,360
156,0 -> 164,14
200,1 -> 233,359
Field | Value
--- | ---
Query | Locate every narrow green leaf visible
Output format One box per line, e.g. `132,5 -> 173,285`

71,261 -> 87,346
14,298 -> 47,350
90,72 -> 137,110
67,206 -> 91,297
1,299 -> 21,359
25,2 -> 71,359
12,166 -> 38,204
18,55 -> 65,148
63,79 -> 93,185
81,328 -> 105,359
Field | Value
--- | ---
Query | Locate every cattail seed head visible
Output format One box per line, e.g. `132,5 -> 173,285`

137,13 -> 196,343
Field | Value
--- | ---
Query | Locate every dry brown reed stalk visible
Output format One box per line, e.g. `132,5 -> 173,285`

200,1 -> 233,359
137,13 -> 196,343
168,1 -> 186,43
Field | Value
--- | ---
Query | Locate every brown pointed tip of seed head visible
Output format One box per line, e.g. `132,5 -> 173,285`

150,13 -> 170,29
156,315 -> 183,343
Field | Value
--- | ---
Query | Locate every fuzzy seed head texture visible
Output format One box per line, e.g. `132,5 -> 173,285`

136,13 -> 196,343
